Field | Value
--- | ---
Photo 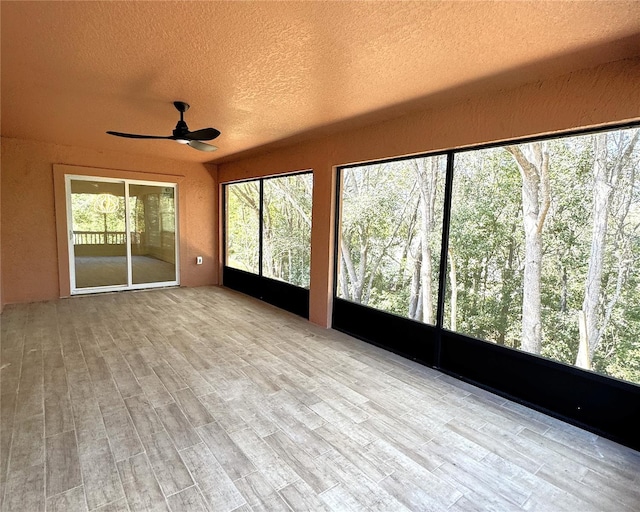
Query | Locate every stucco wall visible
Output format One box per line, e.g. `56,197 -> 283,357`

0,156 -> 3,312
1,138 -> 218,306
218,58 -> 640,327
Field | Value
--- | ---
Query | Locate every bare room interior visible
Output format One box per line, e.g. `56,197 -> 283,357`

1,2 -> 640,511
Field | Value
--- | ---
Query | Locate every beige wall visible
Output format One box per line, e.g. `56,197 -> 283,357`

1,138 -> 218,306
0,154 -> 3,312
218,58 -> 640,327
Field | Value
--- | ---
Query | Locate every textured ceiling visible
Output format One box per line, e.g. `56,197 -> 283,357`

2,1 -> 640,164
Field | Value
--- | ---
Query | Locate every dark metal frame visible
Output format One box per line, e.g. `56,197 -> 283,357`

332,120 -> 640,451
222,171 -> 313,318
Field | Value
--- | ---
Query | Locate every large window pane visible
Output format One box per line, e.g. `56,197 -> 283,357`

338,156 -> 446,324
262,174 -> 312,287
226,182 -> 260,273
446,127 -> 640,385
70,179 -> 127,288
129,184 -> 177,285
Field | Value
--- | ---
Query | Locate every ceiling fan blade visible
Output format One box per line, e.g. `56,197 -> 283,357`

183,128 -> 221,141
106,131 -> 171,139
188,140 -> 218,152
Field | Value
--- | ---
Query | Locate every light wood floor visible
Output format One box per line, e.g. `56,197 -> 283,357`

1,287 -> 639,512
74,256 -> 176,289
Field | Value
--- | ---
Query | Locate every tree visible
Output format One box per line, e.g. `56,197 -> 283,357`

505,143 -> 551,355
338,157 -> 445,322
226,182 -> 260,273
446,149 -> 523,346
339,163 -> 418,306
412,157 -> 440,324
227,176 -> 312,286
576,130 -> 639,368
448,247 -> 457,331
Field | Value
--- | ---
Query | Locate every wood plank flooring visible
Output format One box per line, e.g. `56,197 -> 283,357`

74,256 -> 175,289
1,286 -> 639,511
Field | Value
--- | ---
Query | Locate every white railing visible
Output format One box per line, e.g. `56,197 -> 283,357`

73,231 -> 141,245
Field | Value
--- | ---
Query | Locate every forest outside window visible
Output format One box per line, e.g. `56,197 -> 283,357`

337,155 -> 446,324
226,181 -> 260,274
262,174 -> 313,287
445,127 -> 640,385
225,172 -> 313,288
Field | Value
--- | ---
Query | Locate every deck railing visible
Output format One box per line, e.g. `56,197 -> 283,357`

73,231 -> 141,245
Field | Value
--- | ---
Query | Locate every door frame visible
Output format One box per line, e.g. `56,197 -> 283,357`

65,174 -> 180,294
54,164 -> 187,298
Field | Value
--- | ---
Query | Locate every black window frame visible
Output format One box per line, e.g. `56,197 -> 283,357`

223,170 -> 313,318
333,120 -> 640,451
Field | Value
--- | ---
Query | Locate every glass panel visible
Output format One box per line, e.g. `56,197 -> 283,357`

226,181 -> 260,273
338,155 -> 446,324
70,179 -> 127,288
446,127 -> 640,385
129,184 -> 177,285
262,174 -> 313,287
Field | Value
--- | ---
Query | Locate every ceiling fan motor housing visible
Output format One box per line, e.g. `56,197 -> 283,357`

173,120 -> 189,137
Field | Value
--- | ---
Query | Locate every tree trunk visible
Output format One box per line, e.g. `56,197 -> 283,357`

340,241 -> 359,301
505,143 -> 550,355
339,256 -> 350,300
414,158 -> 439,324
578,133 -> 610,368
409,247 -> 422,320
497,230 -> 516,346
420,235 -> 434,324
356,243 -> 368,303
448,247 -> 457,331
576,130 -> 639,367
576,310 -> 591,369
262,203 -> 273,276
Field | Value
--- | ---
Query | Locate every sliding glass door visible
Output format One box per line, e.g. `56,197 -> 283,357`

66,176 -> 178,294
129,184 -> 177,285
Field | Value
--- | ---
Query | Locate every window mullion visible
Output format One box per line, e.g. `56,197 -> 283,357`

259,178 -> 264,276
434,151 -> 455,367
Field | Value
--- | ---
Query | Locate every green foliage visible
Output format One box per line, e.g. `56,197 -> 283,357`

71,187 -> 175,239
263,175 -> 312,287
72,194 -> 126,232
226,182 -> 260,273
340,128 -> 640,385
339,157 -> 445,322
226,175 -> 312,287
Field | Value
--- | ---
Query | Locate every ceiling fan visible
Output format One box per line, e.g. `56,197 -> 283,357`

107,101 -> 220,152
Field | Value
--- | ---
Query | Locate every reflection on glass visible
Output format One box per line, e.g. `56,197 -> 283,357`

129,184 -> 177,285
445,127 -> 640,385
71,179 -> 127,288
226,182 -> 260,273
338,156 -> 446,324
262,174 -> 312,287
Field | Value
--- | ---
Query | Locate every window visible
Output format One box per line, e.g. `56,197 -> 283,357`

334,125 -> 640,387
338,155 -> 446,324
446,127 -> 640,385
226,181 -> 260,274
225,172 -> 313,288
262,174 -> 313,287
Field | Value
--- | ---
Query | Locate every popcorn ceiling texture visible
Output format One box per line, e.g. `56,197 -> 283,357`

1,1 -> 639,163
